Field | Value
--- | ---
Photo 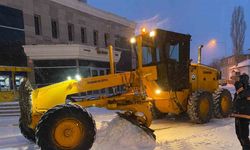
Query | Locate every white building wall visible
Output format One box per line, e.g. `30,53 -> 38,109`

0,0 -> 136,48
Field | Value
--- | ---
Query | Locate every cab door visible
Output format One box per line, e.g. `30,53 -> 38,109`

155,30 -> 191,91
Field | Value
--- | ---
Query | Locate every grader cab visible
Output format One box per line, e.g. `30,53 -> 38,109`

19,29 -> 232,150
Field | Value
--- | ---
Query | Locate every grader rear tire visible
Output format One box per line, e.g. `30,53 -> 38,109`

213,88 -> 232,118
187,91 -> 213,124
36,104 -> 96,150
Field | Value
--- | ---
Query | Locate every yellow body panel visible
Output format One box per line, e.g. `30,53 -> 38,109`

141,74 -> 190,114
190,64 -> 219,92
153,90 -> 190,114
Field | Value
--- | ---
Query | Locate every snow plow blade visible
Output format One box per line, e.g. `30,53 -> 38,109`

117,112 -> 156,140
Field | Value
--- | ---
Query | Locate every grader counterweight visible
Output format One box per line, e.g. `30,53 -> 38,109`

19,29 -> 232,150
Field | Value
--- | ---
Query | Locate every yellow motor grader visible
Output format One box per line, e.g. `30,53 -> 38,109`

19,29 -> 232,150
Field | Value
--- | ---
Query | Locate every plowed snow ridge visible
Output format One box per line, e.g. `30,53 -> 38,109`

92,116 -> 156,150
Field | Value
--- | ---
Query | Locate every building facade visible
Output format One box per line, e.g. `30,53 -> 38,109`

221,54 -> 250,83
0,0 -> 136,88
0,4 -> 26,66
0,0 -> 135,47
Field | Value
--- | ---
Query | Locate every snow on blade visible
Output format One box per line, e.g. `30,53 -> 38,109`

92,116 -> 156,150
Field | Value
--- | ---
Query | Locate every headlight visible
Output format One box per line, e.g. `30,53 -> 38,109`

130,37 -> 136,44
155,89 -> 161,94
67,76 -> 72,80
75,74 -> 81,81
149,31 -> 156,37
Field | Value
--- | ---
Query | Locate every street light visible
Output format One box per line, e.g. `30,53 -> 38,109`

207,39 -> 217,48
198,39 -> 227,64
207,38 -> 227,57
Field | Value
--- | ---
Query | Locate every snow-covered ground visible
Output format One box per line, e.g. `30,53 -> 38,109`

0,84 -> 245,150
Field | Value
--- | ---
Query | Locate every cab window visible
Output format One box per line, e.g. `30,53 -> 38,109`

142,46 -> 153,66
169,43 -> 180,62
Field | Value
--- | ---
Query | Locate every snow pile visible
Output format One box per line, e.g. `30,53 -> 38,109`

92,116 -> 156,150
222,84 -> 235,93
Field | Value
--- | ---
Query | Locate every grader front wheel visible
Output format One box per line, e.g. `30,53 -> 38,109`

19,79 -> 35,143
36,104 -> 96,150
213,88 -> 232,118
19,118 -> 35,142
187,91 -> 213,124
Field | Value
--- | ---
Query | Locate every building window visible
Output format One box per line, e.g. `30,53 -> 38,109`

51,19 -> 59,39
93,30 -> 98,46
68,23 -> 74,41
115,35 -> 129,49
114,35 -> 119,47
81,27 -> 87,43
34,15 -> 42,35
104,33 -> 110,47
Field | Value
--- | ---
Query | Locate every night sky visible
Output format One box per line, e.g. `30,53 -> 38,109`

88,0 -> 250,64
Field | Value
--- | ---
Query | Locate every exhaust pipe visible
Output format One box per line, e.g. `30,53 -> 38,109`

198,45 -> 204,64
